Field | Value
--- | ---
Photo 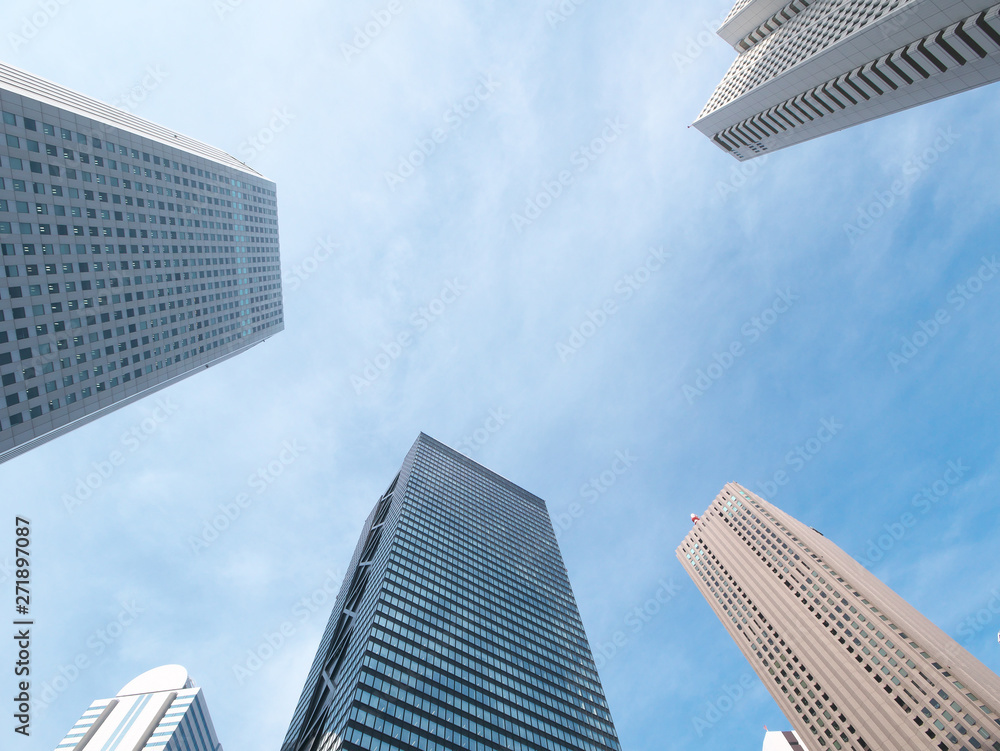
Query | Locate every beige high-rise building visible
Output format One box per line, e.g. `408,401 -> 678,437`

677,482 -> 1000,751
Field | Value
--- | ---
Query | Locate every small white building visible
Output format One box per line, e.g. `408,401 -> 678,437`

54,665 -> 223,750
764,729 -> 808,751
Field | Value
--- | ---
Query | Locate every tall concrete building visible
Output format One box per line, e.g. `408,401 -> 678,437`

54,664 -> 223,750
678,483 -> 1000,751
0,61 -> 282,463
694,0 -> 1000,160
281,433 -> 623,751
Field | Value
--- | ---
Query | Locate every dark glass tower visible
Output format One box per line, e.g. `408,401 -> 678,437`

281,433 -> 622,751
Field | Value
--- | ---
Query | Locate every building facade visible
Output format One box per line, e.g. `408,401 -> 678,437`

763,729 -> 809,751
694,0 -> 1000,160
54,664 -> 223,750
678,483 -> 1000,751
281,433 -> 623,751
0,61 -> 282,463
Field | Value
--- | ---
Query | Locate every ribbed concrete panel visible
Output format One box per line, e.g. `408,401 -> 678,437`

695,0 -> 1000,159
719,0 -> 815,49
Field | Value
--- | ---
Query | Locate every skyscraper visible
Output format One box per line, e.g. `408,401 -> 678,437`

54,664 -> 223,750
0,61 -> 282,463
281,433 -> 623,751
678,482 -> 1000,751
694,0 -> 1000,160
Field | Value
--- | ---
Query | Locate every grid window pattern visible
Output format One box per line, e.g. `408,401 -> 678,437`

704,0 -> 917,115
711,4 -> 1000,158
678,483 -> 1000,751
0,62 -> 283,460
695,0 -> 1000,159
282,434 -> 623,751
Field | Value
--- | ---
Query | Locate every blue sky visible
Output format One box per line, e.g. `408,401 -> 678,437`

2,0 -> 999,749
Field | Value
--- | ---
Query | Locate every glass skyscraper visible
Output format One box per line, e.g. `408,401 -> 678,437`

281,433 -> 623,751
0,61 -> 282,463
54,664 -> 223,750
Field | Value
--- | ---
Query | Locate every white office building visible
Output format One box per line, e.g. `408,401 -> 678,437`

54,665 -> 223,751
764,729 -> 809,751
1,62 -> 282,462
694,0 -> 1000,159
